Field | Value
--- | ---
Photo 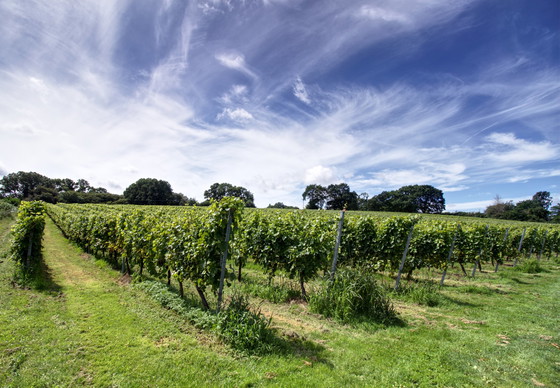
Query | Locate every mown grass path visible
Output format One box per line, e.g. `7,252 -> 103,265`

1,217 -> 559,387
1,218 -> 264,387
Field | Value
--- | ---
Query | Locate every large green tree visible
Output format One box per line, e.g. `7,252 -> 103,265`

302,184 -> 327,209
203,183 -> 255,207
302,183 -> 359,210
532,191 -> 553,211
0,171 -> 53,199
325,183 -> 359,210
123,178 -> 175,205
367,185 -> 445,213
1,171 -> 120,204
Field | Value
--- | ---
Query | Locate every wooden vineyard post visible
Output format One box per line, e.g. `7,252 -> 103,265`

394,224 -> 415,291
440,225 -> 460,286
217,210 -> 233,313
514,228 -> 526,267
538,230 -> 548,261
330,210 -> 345,282
495,228 -> 509,273
471,224 -> 489,278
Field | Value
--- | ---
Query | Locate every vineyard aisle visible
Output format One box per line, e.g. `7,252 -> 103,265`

1,218 -> 260,387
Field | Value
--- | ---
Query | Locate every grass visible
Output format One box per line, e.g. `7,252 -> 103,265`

1,217 -> 559,387
391,280 -> 444,307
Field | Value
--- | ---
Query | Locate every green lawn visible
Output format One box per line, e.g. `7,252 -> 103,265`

1,217 -> 558,387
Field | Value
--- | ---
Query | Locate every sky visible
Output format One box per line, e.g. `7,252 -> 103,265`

1,0 -> 559,211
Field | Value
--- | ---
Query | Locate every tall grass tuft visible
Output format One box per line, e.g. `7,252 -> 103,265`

217,292 -> 274,353
309,267 -> 397,324
514,259 -> 545,274
238,277 -> 300,303
392,281 -> 442,307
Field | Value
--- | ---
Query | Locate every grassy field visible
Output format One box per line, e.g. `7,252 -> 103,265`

1,217 -> 559,387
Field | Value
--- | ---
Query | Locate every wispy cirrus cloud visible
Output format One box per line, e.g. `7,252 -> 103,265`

293,77 -> 311,105
215,52 -> 258,80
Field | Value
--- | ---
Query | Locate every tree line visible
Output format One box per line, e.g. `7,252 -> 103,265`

0,171 -> 120,204
302,183 -> 446,214
1,171 -> 557,222
484,192 -> 558,223
0,171 -> 255,207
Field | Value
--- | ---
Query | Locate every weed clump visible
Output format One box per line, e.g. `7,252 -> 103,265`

217,292 -> 273,353
514,259 -> 544,274
136,281 -> 274,353
309,267 -> 397,324
458,284 -> 493,295
393,281 -> 442,307
238,277 -> 300,303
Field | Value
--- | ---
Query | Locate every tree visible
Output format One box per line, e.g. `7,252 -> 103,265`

302,184 -> 327,209
485,191 -> 552,222
76,179 -> 93,193
357,192 -> 369,211
550,203 -> 560,223
401,185 -> 445,213
123,178 -> 175,205
367,185 -> 445,213
484,196 -> 515,219
0,171 -> 52,199
203,183 -> 255,207
367,190 -> 400,212
32,186 -> 59,203
52,178 -> 77,192
59,191 -> 122,204
507,199 -> 548,222
325,183 -> 358,210
532,191 -> 552,211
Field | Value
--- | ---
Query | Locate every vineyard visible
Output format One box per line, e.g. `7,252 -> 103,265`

45,201 -> 560,300
2,200 -> 560,386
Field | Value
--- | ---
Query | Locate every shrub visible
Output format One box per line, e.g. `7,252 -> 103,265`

309,267 -> 397,324
0,201 -> 17,219
216,292 -> 273,353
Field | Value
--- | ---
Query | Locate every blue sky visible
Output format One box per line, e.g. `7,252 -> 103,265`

1,0 -> 558,210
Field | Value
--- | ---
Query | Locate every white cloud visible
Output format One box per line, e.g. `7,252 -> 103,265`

216,52 -> 245,69
358,6 -> 410,24
218,107 -> 254,122
215,52 -> 257,79
484,132 -> 559,164
293,76 -> 311,104
304,165 -> 336,185
219,84 -> 249,104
